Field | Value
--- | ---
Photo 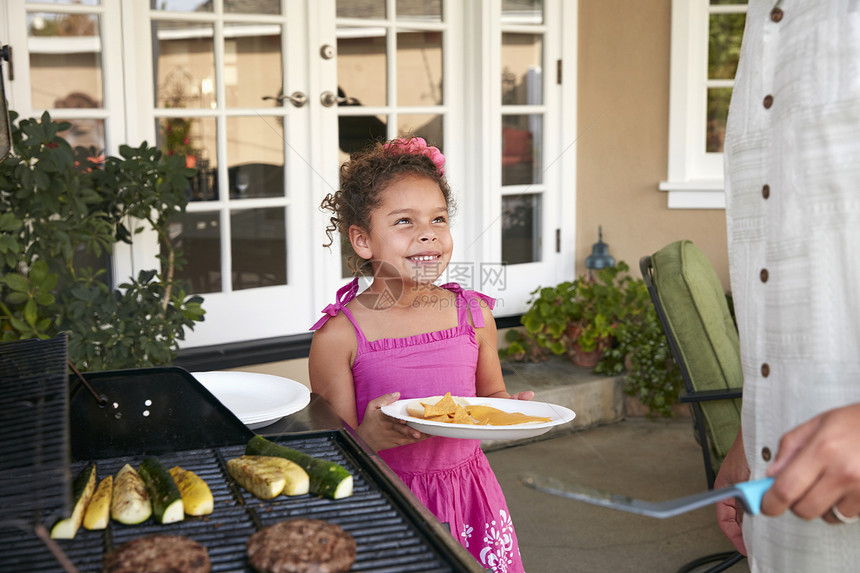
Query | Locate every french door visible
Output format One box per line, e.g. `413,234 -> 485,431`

1,0 -> 573,348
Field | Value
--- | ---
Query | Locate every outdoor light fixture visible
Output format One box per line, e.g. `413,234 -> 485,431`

0,45 -> 11,163
585,226 -> 615,278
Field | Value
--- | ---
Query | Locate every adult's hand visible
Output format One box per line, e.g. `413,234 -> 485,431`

762,402 -> 860,524
715,430 -> 750,555
356,392 -> 428,452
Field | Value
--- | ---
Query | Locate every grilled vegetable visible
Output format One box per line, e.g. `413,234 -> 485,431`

50,462 -> 97,539
139,456 -> 184,524
82,475 -> 113,530
227,455 -> 310,499
245,436 -> 353,499
111,464 -> 152,525
168,466 -> 214,516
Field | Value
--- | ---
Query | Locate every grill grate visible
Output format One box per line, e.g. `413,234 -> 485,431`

0,335 -> 70,527
0,433 -> 464,572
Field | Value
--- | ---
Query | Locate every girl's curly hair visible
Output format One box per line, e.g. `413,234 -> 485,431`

320,137 -> 454,274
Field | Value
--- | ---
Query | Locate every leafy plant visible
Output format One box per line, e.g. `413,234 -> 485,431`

520,262 -> 642,358
0,111 -> 205,371
503,261 -> 684,417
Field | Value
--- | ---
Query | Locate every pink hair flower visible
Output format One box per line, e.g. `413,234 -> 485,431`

383,136 -> 446,175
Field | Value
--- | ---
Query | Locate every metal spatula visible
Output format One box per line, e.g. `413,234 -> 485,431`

520,474 -> 774,518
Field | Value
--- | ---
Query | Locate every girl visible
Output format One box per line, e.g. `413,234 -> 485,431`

309,137 -> 531,573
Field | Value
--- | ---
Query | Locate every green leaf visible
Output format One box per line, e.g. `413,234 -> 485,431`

2,273 -> 30,293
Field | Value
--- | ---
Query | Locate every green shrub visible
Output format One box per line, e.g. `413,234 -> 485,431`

0,111 -> 204,370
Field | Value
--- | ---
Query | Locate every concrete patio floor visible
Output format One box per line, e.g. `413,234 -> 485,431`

486,418 -> 750,573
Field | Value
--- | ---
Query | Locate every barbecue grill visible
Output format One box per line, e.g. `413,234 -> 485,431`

0,335 -> 486,572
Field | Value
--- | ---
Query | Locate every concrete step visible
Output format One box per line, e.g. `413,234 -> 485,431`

481,355 -> 626,451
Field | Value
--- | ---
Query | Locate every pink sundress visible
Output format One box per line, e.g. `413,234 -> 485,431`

311,278 -> 525,573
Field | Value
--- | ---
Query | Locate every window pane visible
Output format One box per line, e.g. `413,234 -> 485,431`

396,0 -> 442,22
225,0 -> 280,15
156,116 -> 217,201
337,29 -> 387,106
227,116 -> 284,199
707,87 -> 732,153
58,119 -> 105,154
151,0 -> 211,12
225,23 -> 282,108
231,208 -> 286,290
502,194 -> 542,265
337,1 -> 385,19
708,12 -> 746,80
501,33 -> 542,105
170,212 -> 222,295
30,0 -> 99,4
502,0 -> 543,24
397,30 -> 442,106
502,115 -> 541,185
398,114 -> 442,152
28,12 -> 103,111
338,113 -> 388,154
153,21 -> 216,110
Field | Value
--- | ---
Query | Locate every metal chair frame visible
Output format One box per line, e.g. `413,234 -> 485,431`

640,255 -> 744,573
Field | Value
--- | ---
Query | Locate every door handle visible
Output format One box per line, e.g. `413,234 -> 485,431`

262,91 -> 307,108
320,91 -> 359,107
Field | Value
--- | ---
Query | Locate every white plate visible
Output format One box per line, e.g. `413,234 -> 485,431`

381,396 -> 576,440
192,371 -> 310,430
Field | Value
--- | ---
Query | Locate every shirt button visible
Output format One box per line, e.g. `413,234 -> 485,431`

762,184 -> 770,199
770,7 -> 784,22
762,447 -> 772,462
761,363 -> 770,377
763,94 -> 774,109
760,268 -> 769,282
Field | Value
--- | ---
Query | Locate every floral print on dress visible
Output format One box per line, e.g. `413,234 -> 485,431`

460,523 -> 473,548
479,509 -> 516,572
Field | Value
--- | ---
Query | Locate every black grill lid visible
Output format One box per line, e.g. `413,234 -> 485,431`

68,366 -> 254,460
0,334 -> 70,527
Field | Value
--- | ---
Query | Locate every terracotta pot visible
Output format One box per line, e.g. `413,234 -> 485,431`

569,344 -> 604,368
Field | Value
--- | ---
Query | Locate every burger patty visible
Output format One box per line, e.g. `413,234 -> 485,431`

102,534 -> 211,573
247,518 -> 357,573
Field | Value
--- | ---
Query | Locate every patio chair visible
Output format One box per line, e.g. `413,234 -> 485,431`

640,240 -> 744,573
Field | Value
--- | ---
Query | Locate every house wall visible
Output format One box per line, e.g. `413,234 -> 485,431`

576,0 -> 730,290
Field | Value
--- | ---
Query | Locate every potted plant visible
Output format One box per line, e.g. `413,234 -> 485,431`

520,263 -> 637,368
0,111 -> 205,371
505,261 -> 684,417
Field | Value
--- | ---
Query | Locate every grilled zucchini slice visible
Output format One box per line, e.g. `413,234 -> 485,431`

50,462 -> 97,539
227,455 -> 309,499
246,435 -> 352,499
82,475 -> 113,530
168,466 -> 214,516
139,456 -> 184,524
111,464 -> 152,525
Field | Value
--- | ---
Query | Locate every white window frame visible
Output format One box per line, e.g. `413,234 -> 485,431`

661,0 -> 746,210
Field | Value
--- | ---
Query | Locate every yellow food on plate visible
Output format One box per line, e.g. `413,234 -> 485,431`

405,392 -> 552,426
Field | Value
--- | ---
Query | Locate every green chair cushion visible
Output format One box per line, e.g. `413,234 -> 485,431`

652,240 -> 742,470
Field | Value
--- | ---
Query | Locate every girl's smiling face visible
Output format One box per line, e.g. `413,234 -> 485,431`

350,173 -> 453,288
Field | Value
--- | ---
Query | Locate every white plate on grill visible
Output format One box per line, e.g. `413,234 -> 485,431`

381,396 -> 576,440
192,371 -> 310,429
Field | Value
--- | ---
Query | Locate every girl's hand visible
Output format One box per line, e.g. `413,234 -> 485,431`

485,390 -> 534,401
356,392 -> 429,452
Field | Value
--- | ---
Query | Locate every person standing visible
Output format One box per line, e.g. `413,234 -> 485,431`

718,1 -> 860,571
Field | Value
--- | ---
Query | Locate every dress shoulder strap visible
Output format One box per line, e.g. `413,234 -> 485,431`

440,283 -> 496,328
309,278 -> 367,343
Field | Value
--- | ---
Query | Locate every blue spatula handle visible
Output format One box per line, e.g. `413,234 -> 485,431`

736,477 -> 775,515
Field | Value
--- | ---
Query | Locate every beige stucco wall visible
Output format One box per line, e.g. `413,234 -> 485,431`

576,0 -> 730,291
